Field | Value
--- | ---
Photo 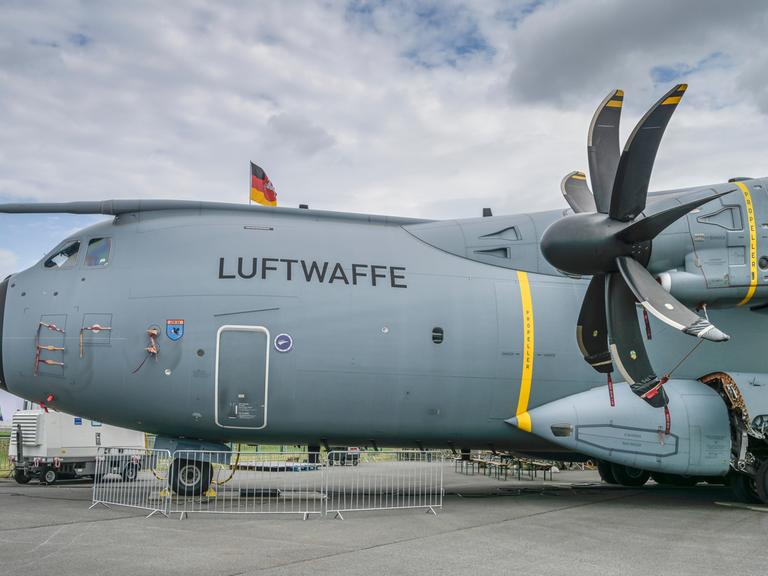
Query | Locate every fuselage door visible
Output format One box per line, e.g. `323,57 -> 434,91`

215,325 -> 269,429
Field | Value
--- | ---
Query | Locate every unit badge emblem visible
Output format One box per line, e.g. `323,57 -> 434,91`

166,319 -> 185,341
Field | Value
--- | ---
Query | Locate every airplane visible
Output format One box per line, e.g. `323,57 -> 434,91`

1,83 -> 767,502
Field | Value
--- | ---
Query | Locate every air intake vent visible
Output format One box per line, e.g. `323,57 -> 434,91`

473,248 -> 510,259
10,413 -> 41,446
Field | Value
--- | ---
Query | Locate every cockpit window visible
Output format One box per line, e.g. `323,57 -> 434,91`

44,241 -> 81,269
85,237 -> 112,267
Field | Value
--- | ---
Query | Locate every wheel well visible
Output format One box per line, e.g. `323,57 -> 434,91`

700,371 -> 768,474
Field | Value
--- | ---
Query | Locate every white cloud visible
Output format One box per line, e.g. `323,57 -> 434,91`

0,0 -> 766,264
0,249 -> 19,280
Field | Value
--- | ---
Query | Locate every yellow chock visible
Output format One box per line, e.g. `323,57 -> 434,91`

159,489 -> 170,498
204,488 -> 217,498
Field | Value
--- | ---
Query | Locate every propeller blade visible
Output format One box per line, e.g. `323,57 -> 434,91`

618,187 -> 736,243
588,89 -> 623,214
606,272 -> 668,408
609,84 -> 688,222
561,171 -> 596,213
615,256 -> 729,342
576,275 -> 612,373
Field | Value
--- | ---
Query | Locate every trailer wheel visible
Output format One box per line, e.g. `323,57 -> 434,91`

169,459 -> 211,496
43,468 -> 58,485
13,469 -> 31,484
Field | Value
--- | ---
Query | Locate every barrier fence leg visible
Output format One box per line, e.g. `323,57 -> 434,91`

89,501 -> 111,510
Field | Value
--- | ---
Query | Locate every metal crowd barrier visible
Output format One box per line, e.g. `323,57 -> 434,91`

91,448 -> 444,520
168,450 -> 326,520
325,450 -> 443,519
90,447 -> 172,517
0,437 -> 10,479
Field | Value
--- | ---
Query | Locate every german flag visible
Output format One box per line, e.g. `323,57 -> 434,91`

250,162 -> 277,206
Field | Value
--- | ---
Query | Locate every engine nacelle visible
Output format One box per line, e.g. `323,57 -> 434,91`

508,379 -> 731,476
658,270 -> 768,309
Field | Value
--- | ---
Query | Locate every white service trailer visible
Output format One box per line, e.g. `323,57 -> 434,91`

8,408 -> 145,484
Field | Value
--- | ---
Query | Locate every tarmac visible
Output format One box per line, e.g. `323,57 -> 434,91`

1,466 -> 767,576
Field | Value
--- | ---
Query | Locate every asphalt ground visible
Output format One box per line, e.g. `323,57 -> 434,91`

1,466 -> 767,576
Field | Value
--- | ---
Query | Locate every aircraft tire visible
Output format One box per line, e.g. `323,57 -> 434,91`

755,460 -> 768,504
727,471 -> 761,504
169,459 -> 212,496
651,472 -> 698,486
596,460 -> 618,484
610,464 -> 650,487
13,469 -> 31,484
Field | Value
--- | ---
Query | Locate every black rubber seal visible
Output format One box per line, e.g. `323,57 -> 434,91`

0,277 -> 8,390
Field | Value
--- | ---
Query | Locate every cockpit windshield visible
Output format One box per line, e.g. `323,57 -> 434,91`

44,240 -> 81,269
85,237 -> 111,267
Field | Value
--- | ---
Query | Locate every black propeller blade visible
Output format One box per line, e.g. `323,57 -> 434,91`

588,89 -> 623,214
609,84 -> 687,222
616,256 -> 728,342
606,273 -> 668,408
561,171 -> 596,213
545,84 -> 732,407
576,275 -> 612,373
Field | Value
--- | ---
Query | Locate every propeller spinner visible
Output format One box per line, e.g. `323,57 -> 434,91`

543,84 -> 731,407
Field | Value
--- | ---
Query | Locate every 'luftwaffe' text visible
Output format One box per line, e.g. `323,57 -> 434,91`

218,258 -> 407,288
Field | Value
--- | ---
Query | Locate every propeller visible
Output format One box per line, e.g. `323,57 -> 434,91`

560,89 -> 623,214
543,84 -> 732,407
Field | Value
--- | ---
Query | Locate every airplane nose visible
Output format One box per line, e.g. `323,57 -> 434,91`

0,276 -> 7,391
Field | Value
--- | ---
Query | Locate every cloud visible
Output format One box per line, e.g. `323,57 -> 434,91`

507,0 -> 768,108
266,113 -> 335,156
0,0 -> 767,276
0,249 -> 18,280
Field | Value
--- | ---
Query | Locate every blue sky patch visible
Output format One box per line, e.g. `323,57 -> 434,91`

650,51 -> 729,84
68,33 -> 91,47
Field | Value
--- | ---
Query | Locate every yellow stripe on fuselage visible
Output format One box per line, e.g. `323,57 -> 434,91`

735,181 -> 758,306
515,271 -> 535,432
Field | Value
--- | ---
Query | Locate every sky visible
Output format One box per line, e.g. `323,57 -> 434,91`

2,0 -> 768,278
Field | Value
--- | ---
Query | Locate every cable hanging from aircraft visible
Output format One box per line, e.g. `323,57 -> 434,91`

131,327 -> 160,374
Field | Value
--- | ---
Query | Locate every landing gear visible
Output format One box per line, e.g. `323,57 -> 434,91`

727,471 -> 761,504
610,464 -> 650,487
169,458 -> 212,496
754,460 -> 768,504
597,460 -> 618,484
650,472 -> 699,487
